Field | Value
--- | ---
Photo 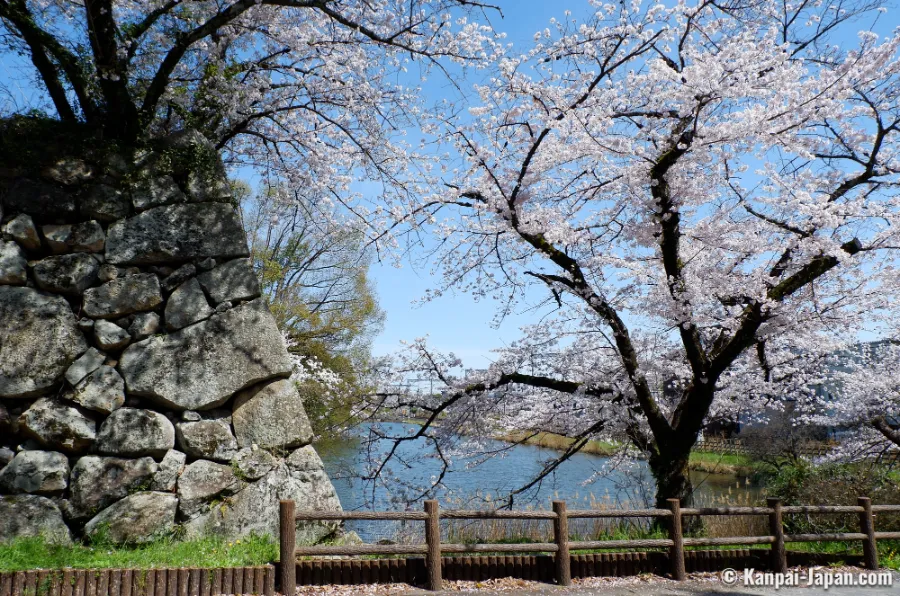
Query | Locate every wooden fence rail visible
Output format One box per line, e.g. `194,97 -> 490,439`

695,438 -> 834,457
280,497 -> 900,593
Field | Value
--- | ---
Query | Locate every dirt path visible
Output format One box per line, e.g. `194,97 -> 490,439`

294,568 -> 900,595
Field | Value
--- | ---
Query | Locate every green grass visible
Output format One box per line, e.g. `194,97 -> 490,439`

0,536 -> 278,572
688,451 -> 760,475
783,539 -> 900,570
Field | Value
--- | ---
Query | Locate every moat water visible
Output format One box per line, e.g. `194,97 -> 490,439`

317,423 -> 762,542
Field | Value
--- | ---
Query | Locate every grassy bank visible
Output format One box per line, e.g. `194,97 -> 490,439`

494,431 -> 619,457
396,418 -> 762,476
688,451 -> 759,476
0,536 -> 278,572
498,429 -> 760,476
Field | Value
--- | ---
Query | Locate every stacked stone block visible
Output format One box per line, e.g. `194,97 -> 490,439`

0,126 -> 342,546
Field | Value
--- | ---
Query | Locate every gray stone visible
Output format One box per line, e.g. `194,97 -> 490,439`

112,317 -> 132,331
105,204 -> 249,266
102,154 -> 130,178
0,450 -> 69,494
165,278 -> 212,331
285,445 -> 327,473
19,398 -> 96,453
119,299 -> 291,411
177,460 -> 240,518
0,287 -> 88,397
197,258 -> 216,271
69,456 -> 158,519
233,379 -> 313,451
41,224 -> 72,253
70,366 -> 125,414
77,317 -> 95,332
181,411 -> 202,422
65,347 -> 106,386
128,312 -> 160,340
0,241 -> 26,285
94,320 -> 131,351
233,447 -> 277,481
73,221 -> 105,253
0,447 -> 14,467
214,301 -> 232,313
97,263 -> 119,282
185,170 -> 232,202
162,129 -> 217,153
160,131 -> 231,201
196,259 -> 260,305
2,179 -> 76,222
42,158 -> 95,185
95,408 -> 174,458
0,495 -> 71,544
150,450 -> 186,492
83,274 -> 163,319
160,264 -> 196,293
3,214 -> 40,251
184,452 -> 340,543
42,221 -> 105,254
84,492 -> 176,545
131,175 -> 187,211
33,253 -> 99,295
175,416 -> 238,462
151,266 -> 174,277
82,184 -> 131,222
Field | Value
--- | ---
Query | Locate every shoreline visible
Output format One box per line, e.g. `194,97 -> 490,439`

382,419 -> 759,477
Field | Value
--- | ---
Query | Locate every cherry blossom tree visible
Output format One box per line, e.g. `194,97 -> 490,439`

0,0 -> 501,200
371,0 -> 900,508
794,339 -> 900,462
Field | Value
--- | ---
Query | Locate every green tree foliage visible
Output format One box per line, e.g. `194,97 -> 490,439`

760,461 -> 900,534
239,182 -> 384,437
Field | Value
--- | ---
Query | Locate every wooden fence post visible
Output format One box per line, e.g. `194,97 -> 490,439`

767,497 -> 787,574
424,500 -> 442,591
858,497 -> 879,570
279,500 -> 296,596
666,499 -> 685,581
552,501 -> 571,586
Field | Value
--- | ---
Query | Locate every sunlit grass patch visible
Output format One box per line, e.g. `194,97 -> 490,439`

0,535 -> 278,571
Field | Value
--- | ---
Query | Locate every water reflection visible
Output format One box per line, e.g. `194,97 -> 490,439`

316,423 -> 761,542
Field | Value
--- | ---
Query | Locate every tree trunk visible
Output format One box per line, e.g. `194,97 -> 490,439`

648,449 -> 702,532
649,451 -> 693,508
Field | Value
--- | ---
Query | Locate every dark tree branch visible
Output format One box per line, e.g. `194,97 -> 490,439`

0,0 -> 98,121
649,120 -> 709,378
872,416 -> 900,449
0,0 -> 74,120
85,0 -> 139,139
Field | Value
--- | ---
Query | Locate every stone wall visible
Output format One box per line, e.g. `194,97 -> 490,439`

0,122 -> 342,546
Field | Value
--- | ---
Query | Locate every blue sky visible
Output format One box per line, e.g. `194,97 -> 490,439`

369,1 -> 589,368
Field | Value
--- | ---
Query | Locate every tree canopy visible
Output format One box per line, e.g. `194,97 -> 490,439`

241,183 -> 384,437
0,0 -> 500,197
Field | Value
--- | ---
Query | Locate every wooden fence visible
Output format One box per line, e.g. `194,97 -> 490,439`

280,497 -> 900,593
0,566 -> 276,596
695,437 -> 832,457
